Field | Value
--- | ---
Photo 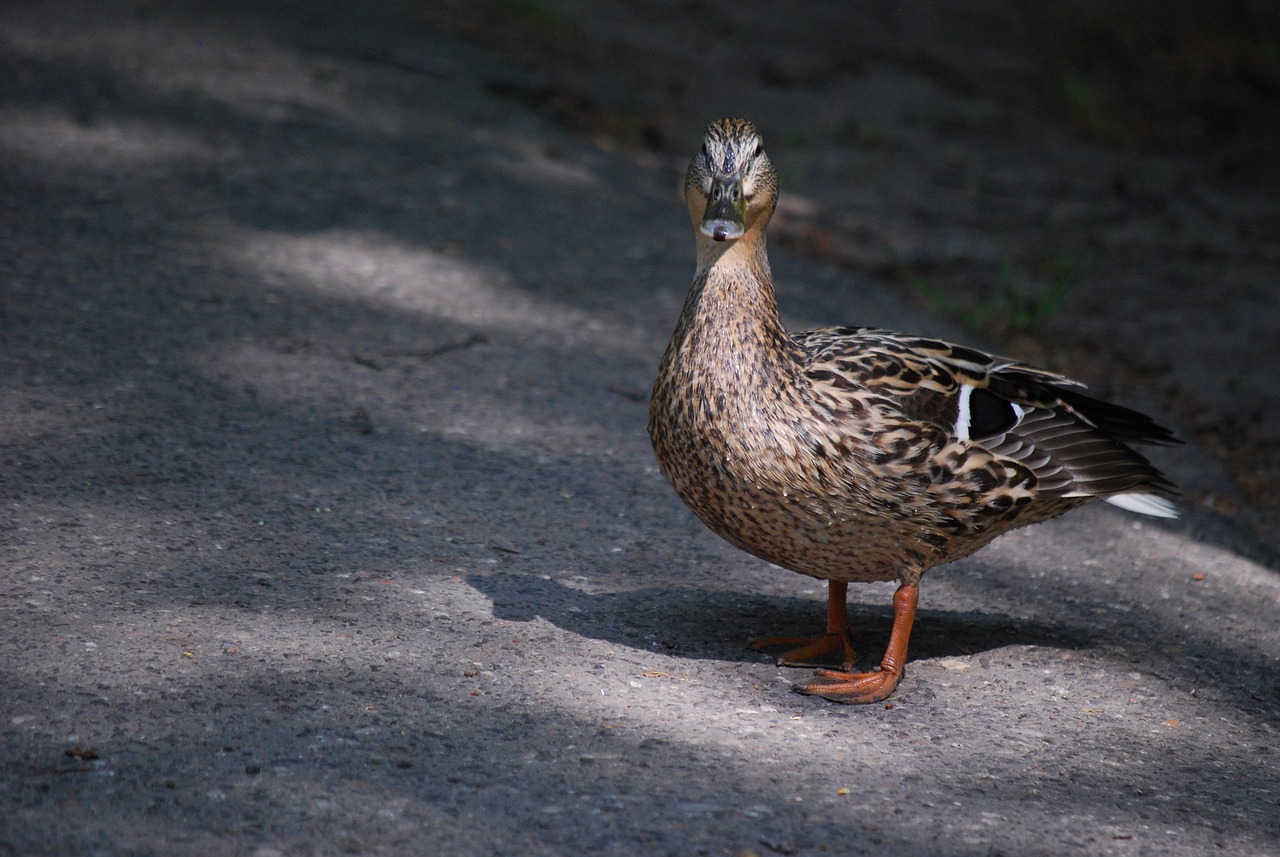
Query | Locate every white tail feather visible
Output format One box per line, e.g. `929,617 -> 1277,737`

1105,493 -> 1178,518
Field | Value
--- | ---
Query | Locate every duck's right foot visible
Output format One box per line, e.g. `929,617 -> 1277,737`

749,628 -> 857,670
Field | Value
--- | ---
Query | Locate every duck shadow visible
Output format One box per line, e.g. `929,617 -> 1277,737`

466,572 -> 1093,669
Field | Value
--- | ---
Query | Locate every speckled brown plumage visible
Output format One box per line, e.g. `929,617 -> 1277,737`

648,118 -> 1180,704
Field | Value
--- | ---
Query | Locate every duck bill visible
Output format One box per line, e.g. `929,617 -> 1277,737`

700,177 -> 745,242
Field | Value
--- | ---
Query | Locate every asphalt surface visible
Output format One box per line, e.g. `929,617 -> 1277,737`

2,2 -> 1278,856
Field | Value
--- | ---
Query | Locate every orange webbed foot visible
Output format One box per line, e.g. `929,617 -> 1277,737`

791,582 -> 919,706
795,666 -> 903,704
749,629 -> 857,670
749,581 -> 856,669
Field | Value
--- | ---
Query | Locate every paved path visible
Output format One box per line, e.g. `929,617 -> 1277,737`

2,2 -> 1277,855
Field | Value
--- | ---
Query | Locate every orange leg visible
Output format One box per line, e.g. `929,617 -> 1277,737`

750,581 -> 857,670
796,582 -> 918,705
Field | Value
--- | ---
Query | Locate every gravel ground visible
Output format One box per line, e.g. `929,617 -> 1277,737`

1,2 -> 1277,856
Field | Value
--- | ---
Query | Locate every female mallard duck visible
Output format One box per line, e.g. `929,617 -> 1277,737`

649,118 -> 1180,704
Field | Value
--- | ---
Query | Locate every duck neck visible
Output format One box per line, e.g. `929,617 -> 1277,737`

680,226 -> 798,365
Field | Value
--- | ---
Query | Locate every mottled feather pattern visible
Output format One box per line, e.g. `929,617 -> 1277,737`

697,117 -> 765,178
648,117 -> 1182,704
650,118 -> 1179,590
801,326 -> 1175,491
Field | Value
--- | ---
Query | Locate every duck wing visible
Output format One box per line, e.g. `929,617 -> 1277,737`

796,326 -> 1180,517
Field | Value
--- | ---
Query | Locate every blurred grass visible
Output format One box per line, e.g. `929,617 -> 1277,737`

496,0 -> 562,30
899,257 -> 1078,339
1059,70 -> 1131,145
1041,0 -> 1280,144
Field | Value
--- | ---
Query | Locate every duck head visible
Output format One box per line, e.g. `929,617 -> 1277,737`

684,118 -> 779,245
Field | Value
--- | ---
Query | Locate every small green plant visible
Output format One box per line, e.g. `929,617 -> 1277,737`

777,130 -> 811,149
1060,69 -> 1130,145
899,257 -> 1077,336
833,119 -> 888,149
497,0 -> 561,30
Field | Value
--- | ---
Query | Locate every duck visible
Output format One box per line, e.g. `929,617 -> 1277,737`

648,117 -> 1180,704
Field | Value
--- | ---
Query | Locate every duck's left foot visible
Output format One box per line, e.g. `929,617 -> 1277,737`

794,582 -> 919,706
795,666 -> 902,704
